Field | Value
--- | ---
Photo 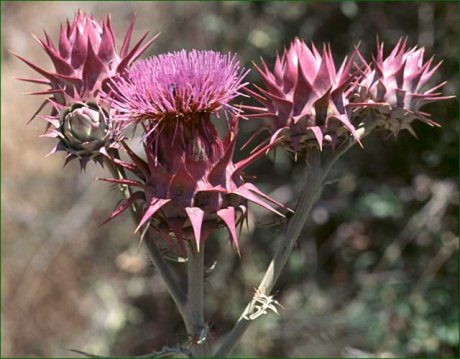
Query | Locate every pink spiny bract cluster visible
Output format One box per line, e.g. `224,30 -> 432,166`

15,10 -> 157,168
353,38 -> 453,136
101,117 -> 283,253
247,37 -> 451,155
16,10 -> 156,106
108,50 -> 248,134
245,38 -> 360,154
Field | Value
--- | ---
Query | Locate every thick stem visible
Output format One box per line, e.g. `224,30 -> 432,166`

144,232 -> 187,318
253,149 -> 323,295
214,120 -> 378,357
186,244 -> 210,357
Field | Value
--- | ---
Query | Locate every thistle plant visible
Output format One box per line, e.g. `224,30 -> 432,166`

16,9 -> 453,358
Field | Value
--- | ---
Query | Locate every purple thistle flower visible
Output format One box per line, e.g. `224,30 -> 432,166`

15,9 -> 158,117
353,38 -> 454,136
108,50 -> 248,134
244,38 -> 360,156
14,9 -> 157,169
101,49 -> 281,253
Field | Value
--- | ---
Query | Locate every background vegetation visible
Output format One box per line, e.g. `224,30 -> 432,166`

2,1 -> 458,357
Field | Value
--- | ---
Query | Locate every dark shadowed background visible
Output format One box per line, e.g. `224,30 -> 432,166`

1,1 -> 458,357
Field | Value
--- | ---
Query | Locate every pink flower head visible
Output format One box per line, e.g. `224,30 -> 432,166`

108,50 -> 248,135
354,38 -> 453,135
14,9 -> 157,120
14,9 -> 157,168
99,116 -> 284,254
245,38 -> 360,155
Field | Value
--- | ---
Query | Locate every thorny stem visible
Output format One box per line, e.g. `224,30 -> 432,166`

103,153 -> 187,319
214,119 -> 378,357
186,244 -> 211,357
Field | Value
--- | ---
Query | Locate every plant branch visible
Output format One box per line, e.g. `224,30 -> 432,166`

214,118 -> 377,357
214,149 -> 325,357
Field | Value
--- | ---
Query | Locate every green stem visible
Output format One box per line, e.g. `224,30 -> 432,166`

144,232 -> 187,318
186,244 -> 210,357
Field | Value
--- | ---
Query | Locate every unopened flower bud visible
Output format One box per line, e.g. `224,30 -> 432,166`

64,105 -> 107,144
52,102 -> 120,169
